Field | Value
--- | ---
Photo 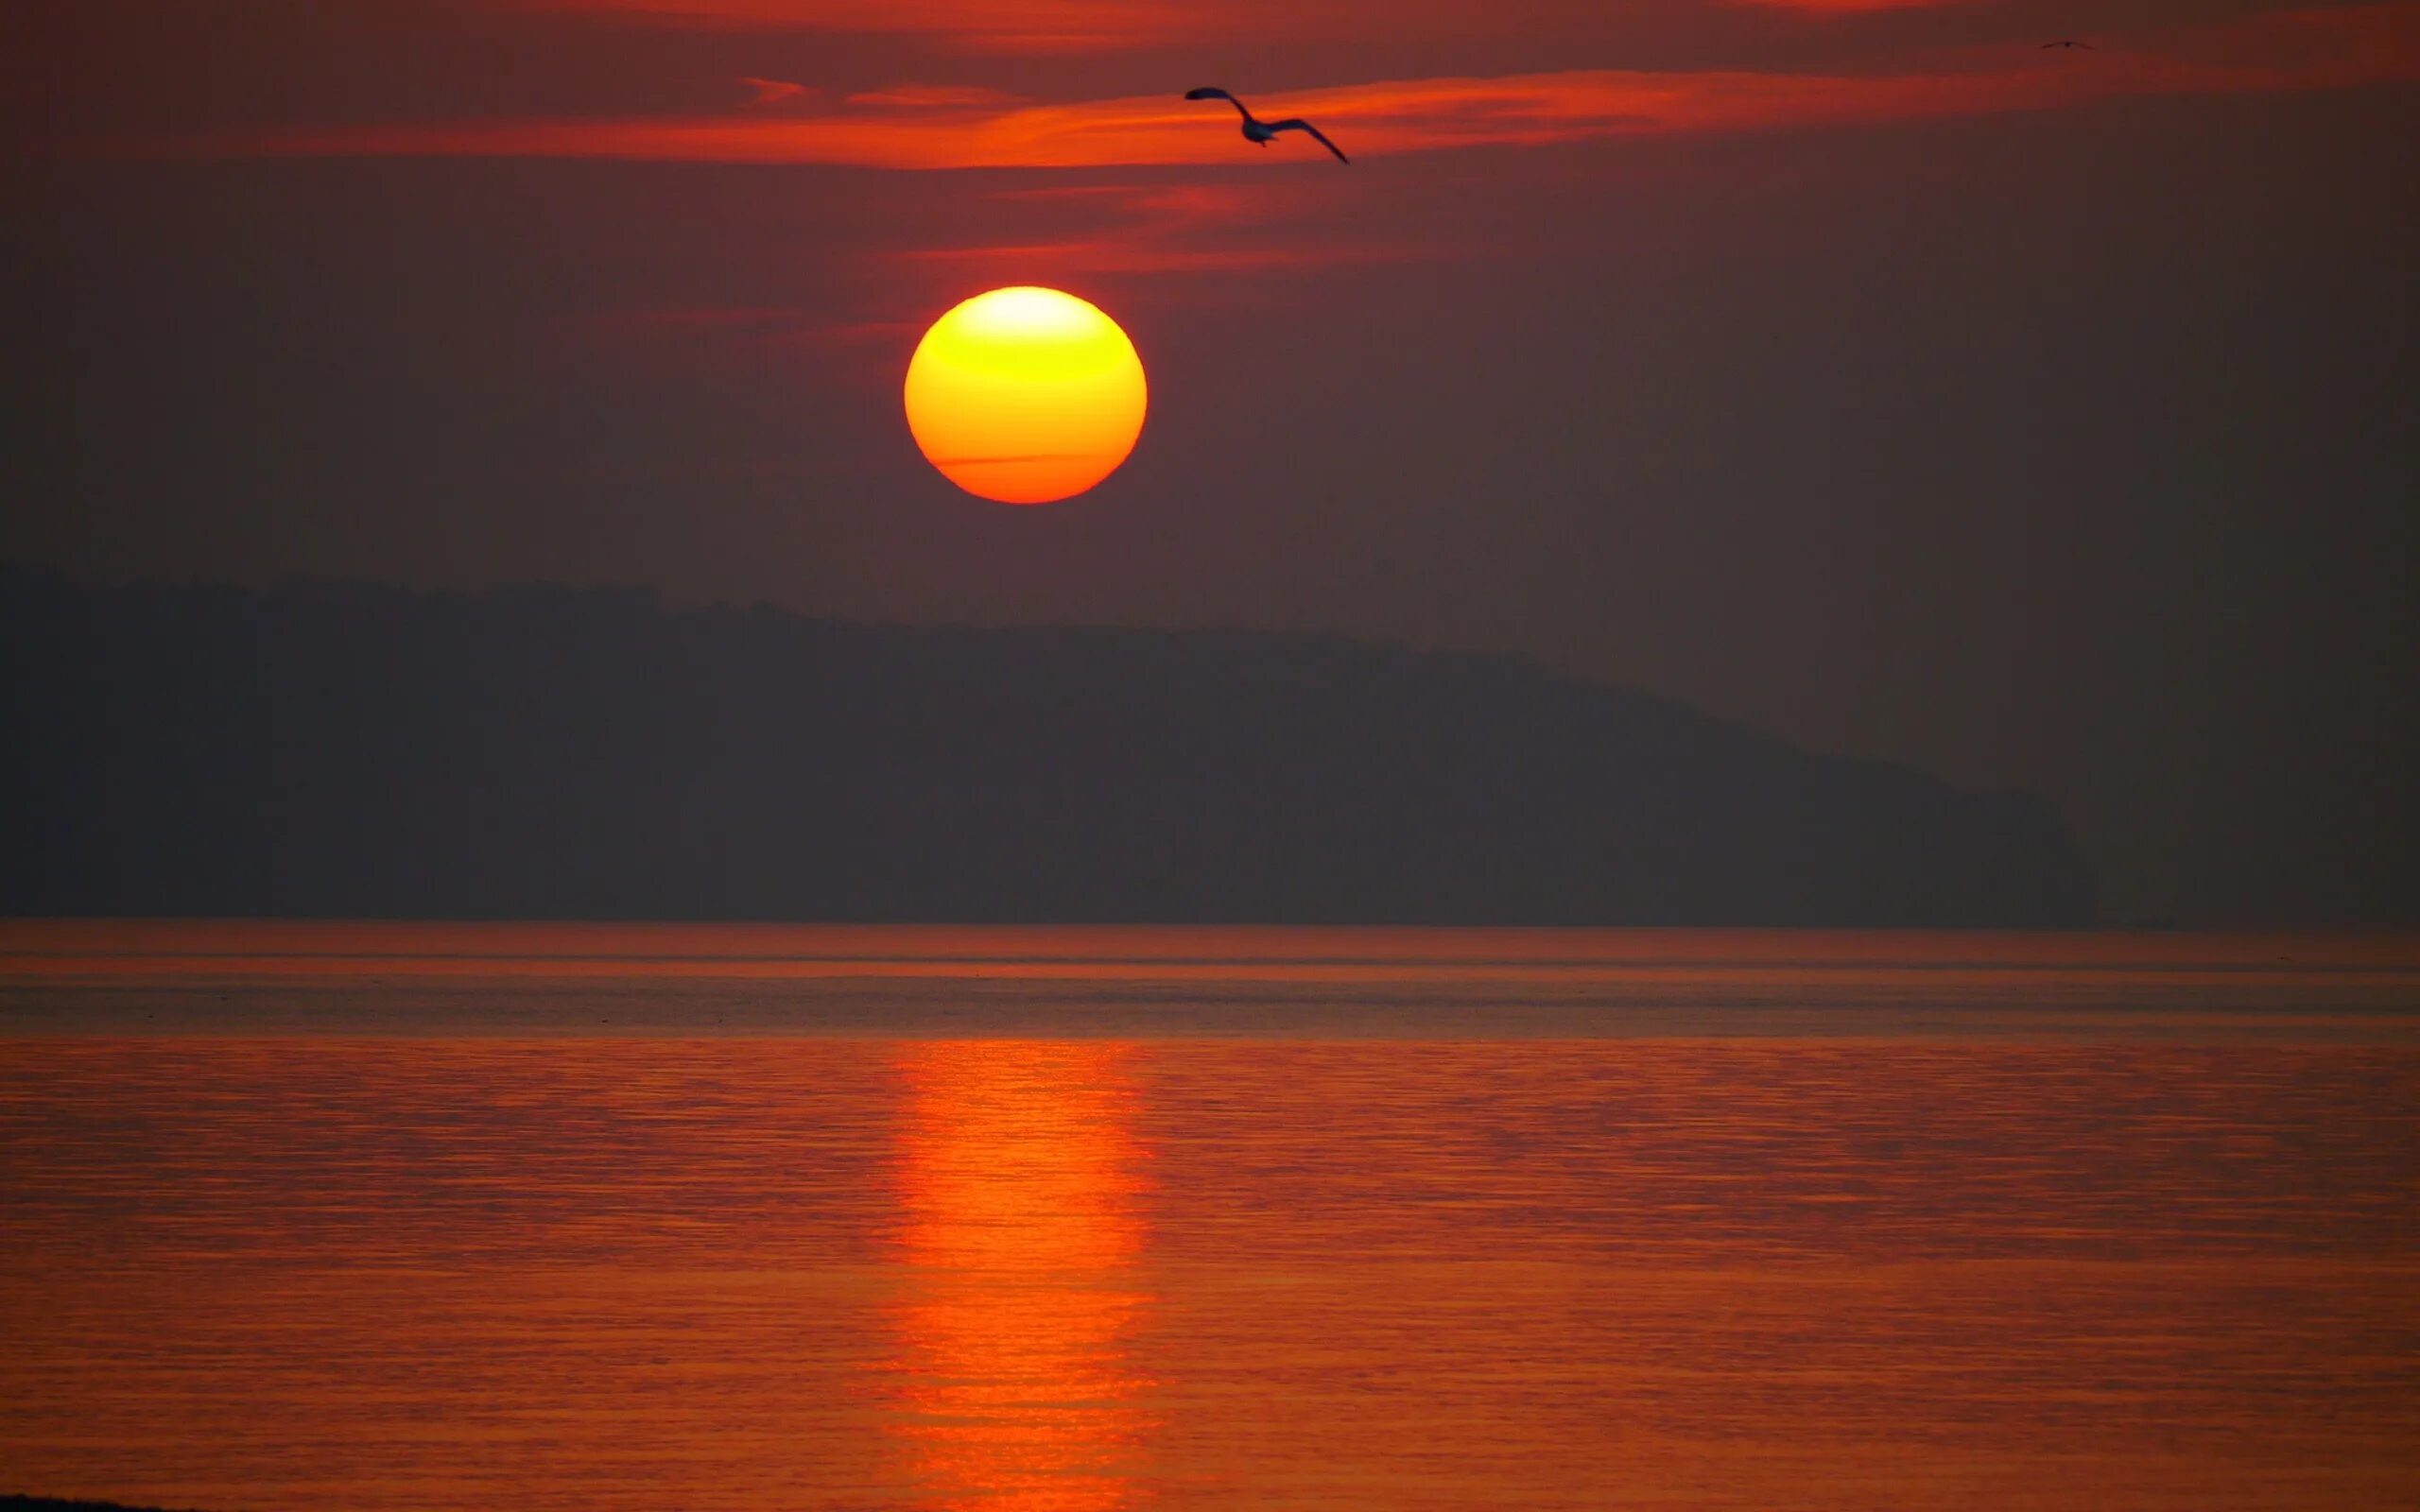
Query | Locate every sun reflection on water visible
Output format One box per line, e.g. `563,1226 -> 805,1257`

887,1040 -> 1154,1509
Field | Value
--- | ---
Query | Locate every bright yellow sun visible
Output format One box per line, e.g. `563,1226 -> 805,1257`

903,286 -> 1148,506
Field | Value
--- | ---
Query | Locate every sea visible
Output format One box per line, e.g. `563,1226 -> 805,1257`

2,922 -> 2416,1511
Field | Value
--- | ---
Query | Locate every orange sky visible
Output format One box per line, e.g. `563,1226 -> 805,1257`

9,0 -> 2419,924
154,4 -> 2420,168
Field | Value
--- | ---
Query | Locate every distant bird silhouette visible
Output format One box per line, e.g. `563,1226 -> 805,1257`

2041,38 -> 2093,48
1184,87 -> 1349,163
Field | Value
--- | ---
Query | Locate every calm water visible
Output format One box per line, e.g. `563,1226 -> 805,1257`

3,926 -> 2417,1510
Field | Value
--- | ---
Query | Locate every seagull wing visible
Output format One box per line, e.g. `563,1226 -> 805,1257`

1270,118 -> 1349,163
1185,86 -> 1253,120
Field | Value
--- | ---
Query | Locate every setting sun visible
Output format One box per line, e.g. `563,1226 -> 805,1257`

903,286 -> 1147,505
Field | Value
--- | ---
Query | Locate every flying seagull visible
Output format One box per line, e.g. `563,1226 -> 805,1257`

1184,87 -> 1349,163
2041,38 -> 2093,47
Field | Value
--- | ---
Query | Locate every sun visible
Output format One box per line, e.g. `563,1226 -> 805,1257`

903,286 -> 1148,506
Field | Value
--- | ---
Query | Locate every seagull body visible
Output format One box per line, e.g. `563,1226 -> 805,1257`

1184,87 -> 1349,163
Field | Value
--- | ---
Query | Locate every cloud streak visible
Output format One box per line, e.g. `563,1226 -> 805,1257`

1729,0 -> 1988,13
844,84 -> 1027,110
189,5 -> 2420,169
518,0 -> 1201,51
891,180 -> 1468,278
738,77 -> 810,107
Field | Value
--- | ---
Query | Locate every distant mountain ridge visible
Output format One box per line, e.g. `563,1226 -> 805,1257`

0,568 -> 2094,925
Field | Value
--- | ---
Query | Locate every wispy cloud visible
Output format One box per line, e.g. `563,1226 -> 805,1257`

843,84 -> 1026,110
582,305 -> 918,355
519,0 -> 1197,51
891,180 -> 1464,278
738,77 -> 811,107
189,5 -> 2420,169
1728,0 -> 1986,13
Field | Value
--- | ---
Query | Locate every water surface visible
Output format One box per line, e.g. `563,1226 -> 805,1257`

2,927 -> 2415,1509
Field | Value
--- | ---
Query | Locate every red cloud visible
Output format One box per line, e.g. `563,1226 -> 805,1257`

891,179 -> 1466,280
518,0 -> 1195,51
738,77 -> 810,107
192,4 -> 2420,169
843,84 -> 1026,109
1731,0 -> 1985,12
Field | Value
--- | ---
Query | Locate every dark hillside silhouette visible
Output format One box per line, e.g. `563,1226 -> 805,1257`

0,568 -> 2093,924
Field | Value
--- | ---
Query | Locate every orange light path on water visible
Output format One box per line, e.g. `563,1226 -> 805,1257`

888,1041 -> 1153,1509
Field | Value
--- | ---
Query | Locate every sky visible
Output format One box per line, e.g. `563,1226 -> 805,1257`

7,0 -> 2417,923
